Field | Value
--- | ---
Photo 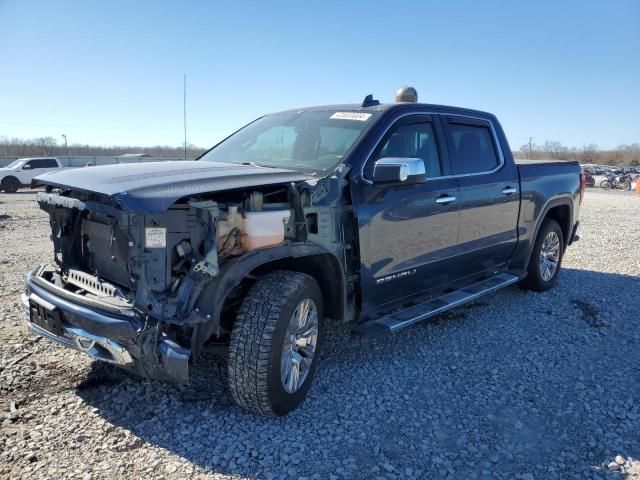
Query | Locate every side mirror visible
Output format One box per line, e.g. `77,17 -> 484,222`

22,164 -> 32,170
372,157 -> 426,186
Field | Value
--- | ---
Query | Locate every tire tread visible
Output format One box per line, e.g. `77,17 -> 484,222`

227,270 -> 315,415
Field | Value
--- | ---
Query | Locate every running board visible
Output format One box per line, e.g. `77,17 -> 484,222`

352,273 -> 519,337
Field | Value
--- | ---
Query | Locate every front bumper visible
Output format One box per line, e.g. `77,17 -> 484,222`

22,266 -> 191,383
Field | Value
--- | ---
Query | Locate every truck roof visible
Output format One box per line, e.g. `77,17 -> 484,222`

274,102 -> 496,119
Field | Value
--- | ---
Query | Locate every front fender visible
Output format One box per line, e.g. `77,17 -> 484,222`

192,243 -> 346,349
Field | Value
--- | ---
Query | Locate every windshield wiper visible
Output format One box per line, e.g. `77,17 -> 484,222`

241,162 -> 278,169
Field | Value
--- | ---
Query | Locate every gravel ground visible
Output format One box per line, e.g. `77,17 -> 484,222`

1,188 -> 639,480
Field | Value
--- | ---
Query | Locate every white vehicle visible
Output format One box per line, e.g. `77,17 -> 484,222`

0,157 -> 66,193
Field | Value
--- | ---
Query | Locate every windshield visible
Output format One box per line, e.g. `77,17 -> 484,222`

4,160 -> 24,169
200,110 -> 376,173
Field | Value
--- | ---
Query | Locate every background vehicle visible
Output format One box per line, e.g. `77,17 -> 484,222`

581,168 -> 595,187
0,157 -> 66,193
600,172 -> 632,190
23,88 -> 582,415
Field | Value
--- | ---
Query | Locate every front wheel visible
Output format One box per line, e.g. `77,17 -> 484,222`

228,270 -> 323,415
519,218 -> 564,292
0,176 -> 20,193
622,180 -> 632,191
600,180 -> 611,189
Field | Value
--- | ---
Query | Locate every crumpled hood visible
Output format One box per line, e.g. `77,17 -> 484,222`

33,161 -> 313,213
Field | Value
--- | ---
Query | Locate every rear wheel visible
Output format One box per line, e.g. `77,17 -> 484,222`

622,180 -> 632,191
0,176 -> 20,193
227,270 -> 323,415
520,218 -> 564,292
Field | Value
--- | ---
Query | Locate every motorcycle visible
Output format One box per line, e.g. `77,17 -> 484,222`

600,172 -> 632,191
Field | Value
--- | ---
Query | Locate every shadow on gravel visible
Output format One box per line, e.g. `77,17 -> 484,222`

77,267 -> 640,479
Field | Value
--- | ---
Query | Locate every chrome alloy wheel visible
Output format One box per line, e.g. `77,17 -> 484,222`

539,231 -> 561,281
280,298 -> 318,394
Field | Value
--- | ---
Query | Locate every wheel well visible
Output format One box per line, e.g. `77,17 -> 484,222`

248,254 -> 345,321
1,175 -> 19,185
544,204 -> 571,249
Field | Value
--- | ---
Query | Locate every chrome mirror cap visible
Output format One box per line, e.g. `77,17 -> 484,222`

372,157 -> 426,185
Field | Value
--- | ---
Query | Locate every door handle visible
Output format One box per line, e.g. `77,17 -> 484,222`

435,195 -> 457,205
502,187 -> 517,195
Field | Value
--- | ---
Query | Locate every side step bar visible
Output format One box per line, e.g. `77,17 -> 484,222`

353,273 -> 519,337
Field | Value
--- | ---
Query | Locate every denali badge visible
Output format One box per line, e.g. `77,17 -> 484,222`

145,227 -> 167,248
376,269 -> 417,285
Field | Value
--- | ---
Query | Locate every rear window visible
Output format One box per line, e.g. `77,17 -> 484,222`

445,122 -> 499,175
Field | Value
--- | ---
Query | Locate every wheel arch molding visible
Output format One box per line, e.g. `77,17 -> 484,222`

534,196 -> 574,251
195,243 -> 347,346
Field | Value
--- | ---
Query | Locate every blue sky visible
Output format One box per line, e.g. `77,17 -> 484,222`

0,0 -> 638,151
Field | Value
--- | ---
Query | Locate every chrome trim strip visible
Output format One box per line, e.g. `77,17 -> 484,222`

359,111 -> 506,185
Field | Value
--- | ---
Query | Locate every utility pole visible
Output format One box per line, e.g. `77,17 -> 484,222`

528,137 -> 533,160
183,74 -> 187,161
61,134 -> 69,156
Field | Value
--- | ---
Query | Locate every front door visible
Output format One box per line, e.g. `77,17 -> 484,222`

351,115 -> 460,313
21,158 -> 58,183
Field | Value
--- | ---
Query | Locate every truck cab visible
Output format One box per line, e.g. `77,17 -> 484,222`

23,89 -> 582,415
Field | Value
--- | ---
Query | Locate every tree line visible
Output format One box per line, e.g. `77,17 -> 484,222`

1,135 -> 639,166
0,136 -> 206,159
513,141 -> 640,166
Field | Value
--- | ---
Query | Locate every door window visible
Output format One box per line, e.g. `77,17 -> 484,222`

445,122 -> 499,175
369,119 -> 442,178
24,159 -> 57,169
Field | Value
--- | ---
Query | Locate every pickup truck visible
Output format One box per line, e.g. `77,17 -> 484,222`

23,89 -> 583,415
0,157 -> 66,193
0,157 -> 67,193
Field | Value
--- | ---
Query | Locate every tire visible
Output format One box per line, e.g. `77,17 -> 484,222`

228,270 -> 323,415
599,180 -> 611,189
0,176 -> 20,193
622,180 -> 631,191
519,218 -> 564,292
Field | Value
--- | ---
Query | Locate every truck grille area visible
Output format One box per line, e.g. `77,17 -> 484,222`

66,269 -> 122,297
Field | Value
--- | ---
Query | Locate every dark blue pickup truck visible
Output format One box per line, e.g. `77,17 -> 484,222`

24,88 -> 583,415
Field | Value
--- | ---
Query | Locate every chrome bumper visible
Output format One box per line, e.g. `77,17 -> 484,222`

22,266 -> 191,383
22,292 -> 133,366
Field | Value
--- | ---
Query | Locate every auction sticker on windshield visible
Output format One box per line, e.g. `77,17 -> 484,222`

330,112 -> 372,121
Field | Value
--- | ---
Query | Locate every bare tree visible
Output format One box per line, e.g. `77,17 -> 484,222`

541,141 -> 570,160
32,136 -> 58,155
580,144 -> 599,163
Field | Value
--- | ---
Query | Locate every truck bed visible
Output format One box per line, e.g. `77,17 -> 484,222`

515,159 -> 580,167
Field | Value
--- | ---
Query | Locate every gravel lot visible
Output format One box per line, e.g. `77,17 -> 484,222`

1,189 -> 639,480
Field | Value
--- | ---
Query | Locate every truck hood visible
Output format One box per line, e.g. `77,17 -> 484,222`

33,161 -> 313,213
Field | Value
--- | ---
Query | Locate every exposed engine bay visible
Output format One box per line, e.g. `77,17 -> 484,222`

38,185 -> 297,316
28,171 -> 357,382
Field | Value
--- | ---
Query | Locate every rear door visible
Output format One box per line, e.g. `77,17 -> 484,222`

352,114 -> 460,311
442,116 -> 520,275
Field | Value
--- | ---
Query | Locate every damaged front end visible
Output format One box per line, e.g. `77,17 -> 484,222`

24,185 -> 296,383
